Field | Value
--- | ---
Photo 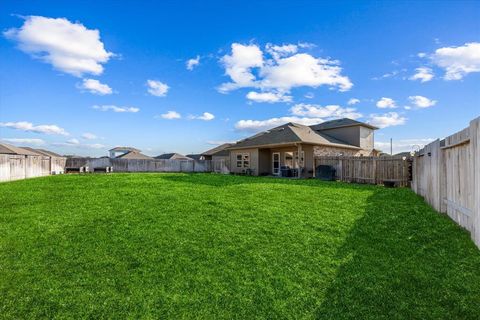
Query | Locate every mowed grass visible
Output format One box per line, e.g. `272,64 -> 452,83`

0,174 -> 479,319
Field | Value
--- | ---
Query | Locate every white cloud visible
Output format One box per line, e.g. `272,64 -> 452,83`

159,111 -> 181,119
190,112 -> 215,121
430,42 -> 480,80
53,139 -> 105,149
409,67 -> 434,82
218,42 -> 352,97
235,116 -> 324,132
219,43 -> 264,92
186,55 -> 200,70
376,97 -> 397,109
146,80 -> 169,97
1,138 -> 46,146
408,95 -> 437,108
246,91 -> 292,103
347,98 -> 360,105
304,92 -> 314,99
290,104 -> 362,119
4,16 -> 113,77
79,78 -> 113,95
367,112 -> 406,128
417,52 -> 427,58
81,132 -> 97,140
0,121 -> 68,135
260,53 -> 353,92
206,140 -> 235,145
375,138 -> 435,154
92,105 -> 139,113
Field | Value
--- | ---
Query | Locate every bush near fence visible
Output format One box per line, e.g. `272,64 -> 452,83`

412,116 -> 480,248
314,156 -> 411,187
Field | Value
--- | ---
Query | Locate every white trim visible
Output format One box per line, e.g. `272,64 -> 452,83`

272,152 -> 280,175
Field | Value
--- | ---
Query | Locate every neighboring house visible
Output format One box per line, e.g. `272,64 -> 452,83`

200,143 -> 233,161
227,118 -> 378,177
0,143 -> 39,156
109,147 -> 141,158
155,153 -> 193,160
0,143 -> 66,174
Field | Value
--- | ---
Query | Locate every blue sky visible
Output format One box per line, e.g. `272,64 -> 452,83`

1,0 -> 479,156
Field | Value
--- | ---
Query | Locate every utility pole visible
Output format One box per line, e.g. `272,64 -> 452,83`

390,138 -> 393,155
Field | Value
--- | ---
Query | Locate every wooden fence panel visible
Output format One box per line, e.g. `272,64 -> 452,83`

315,156 -> 410,186
66,158 -> 230,174
412,116 -> 479,248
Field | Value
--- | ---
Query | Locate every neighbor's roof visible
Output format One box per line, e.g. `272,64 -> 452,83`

109,146 -> 141,152
21,147 -> 64,158
309,118 -> 378,131
186,154 -> 202,160
116,151 -> 153,160
0,143 -> 40,155
230,123 -> 361,150
154,153 -> 193,160
202,143 -> 234,157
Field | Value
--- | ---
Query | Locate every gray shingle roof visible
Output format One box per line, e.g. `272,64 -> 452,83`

116,151 -> 153,160
202,143 -> 233,156
21,147 -> 64,158
154,153 -> 193,160
0,143 -> 40,155
230,123 -> 361,149
309,118 -> 378,131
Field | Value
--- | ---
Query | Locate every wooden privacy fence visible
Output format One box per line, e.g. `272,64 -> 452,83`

314,156 -> 411,186
66,158 -> 230,174
412,117 -> 479,248
0,154 -> 66,182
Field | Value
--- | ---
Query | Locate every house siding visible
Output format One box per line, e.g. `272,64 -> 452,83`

229,148 -> 259,174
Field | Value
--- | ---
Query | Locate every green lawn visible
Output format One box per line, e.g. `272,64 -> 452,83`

0,174 -> 479,319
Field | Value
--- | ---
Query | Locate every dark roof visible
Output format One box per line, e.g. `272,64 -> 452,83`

202,143 -> 233,157
116,151 -> 153,160
109,146 -> 140,152
21,147 -> 63,158
309,118 -> 378,131
230,123 -> 360,150
0,143 -> 40,155
186,154 -> 202,160
154,153 -> 193,160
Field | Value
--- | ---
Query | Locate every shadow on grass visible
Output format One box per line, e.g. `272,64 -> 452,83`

159,173 -> 379,191
315,188 -> 480,319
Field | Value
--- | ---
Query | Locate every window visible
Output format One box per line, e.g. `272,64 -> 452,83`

236,153 -> 250,168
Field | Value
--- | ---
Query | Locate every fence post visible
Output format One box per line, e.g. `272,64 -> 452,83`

471,117 -> 480,247
372,157 -> 377,185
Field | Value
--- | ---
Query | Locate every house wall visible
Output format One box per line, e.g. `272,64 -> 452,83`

321,125 -> 375,152
229,148 -> 259,175
258,145 -> 315,177
313,145 -> 376,157
360,126 -> 374,150
322,126 -> 360,147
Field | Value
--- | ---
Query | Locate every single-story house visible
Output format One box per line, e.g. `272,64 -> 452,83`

200,143 -> 233,161
227,118 -> 378,177
155,153 -> 193,160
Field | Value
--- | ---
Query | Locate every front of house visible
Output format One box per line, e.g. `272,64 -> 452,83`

227,118 -> 378,177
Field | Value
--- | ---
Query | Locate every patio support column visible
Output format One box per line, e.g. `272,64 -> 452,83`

297,144 -> 302,178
